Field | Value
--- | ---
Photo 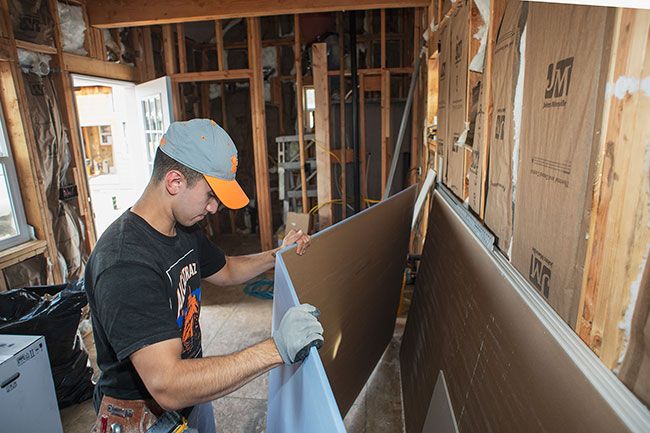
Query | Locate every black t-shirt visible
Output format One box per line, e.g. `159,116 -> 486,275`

85,210 -> 226,406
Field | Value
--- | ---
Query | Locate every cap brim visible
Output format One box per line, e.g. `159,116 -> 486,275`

204,175 -> 250,209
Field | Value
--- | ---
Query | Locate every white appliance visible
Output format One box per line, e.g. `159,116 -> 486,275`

0,334 -> 63,433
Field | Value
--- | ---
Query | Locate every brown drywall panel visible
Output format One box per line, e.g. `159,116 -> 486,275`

511,3 -> 614,325
282,185 -> 417,416
400,192 -> 630,433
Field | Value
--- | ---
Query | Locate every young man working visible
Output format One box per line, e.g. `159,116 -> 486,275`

85,119 -> 323,432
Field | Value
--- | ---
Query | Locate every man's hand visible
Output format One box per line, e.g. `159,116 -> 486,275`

281,229 -> 311,255
273,304 -> 324,364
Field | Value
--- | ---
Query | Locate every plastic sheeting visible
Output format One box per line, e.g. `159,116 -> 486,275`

57,2 -> 88,56
9,0 -> 54,46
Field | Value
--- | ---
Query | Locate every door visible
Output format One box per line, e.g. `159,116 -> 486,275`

135,76 -> 174,176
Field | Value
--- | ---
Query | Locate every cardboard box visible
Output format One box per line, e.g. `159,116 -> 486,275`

484,0 -> 527,254
446,1 -> 470,199
437,22 -> 451,185
511,3 -> 613,325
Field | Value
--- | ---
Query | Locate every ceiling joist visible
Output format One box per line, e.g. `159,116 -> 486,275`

86,0 -> 428,28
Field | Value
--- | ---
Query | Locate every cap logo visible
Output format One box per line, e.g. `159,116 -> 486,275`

160,136 -> 166,146
230,155 -> 238,173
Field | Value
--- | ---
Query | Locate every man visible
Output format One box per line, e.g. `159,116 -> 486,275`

85,119 -> 324,432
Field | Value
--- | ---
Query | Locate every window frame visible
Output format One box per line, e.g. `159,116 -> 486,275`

0,104 -> 31,250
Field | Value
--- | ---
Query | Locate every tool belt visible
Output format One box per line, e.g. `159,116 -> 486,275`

91,395 -> 164,433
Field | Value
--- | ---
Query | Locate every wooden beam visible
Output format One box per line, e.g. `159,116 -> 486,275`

409,7 -> 422,186
200,82 -> 211,119
577,8 -> 650,368
359,75 -> 368,207
380,69 -> 390,196
327,66 -> 413,76
313,42 -> 333,229
87,0 -> 430,28
177,23 -> 187,73
219,82 -> 228,129
294,14 -> 309,212
247,17 -> 273,250
337,13 -> 347,218
171,69 -> 252,82
140,26 -> 156,81
380,8 -> 386,69
0,240 -> 47,271
162,24 -> 177,75
215,20 -> 225,71
62,53 -> 138,81
14,39 -> 58,55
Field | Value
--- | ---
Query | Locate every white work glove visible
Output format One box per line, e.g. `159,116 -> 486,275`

273,303 -> 324,364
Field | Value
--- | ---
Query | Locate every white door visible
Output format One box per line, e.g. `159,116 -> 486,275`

136,76 -> 174,176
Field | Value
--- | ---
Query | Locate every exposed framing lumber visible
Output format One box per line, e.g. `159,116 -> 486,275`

359,75 -> 368,207
162,24 -> 177,75
294,14 -> 309,211
380,69 -> 391,196
176,23 -> 187,73
326,66 -> 413,77
171,69 -> 252,82
215,20 -> 225,71
337,13 -> 347,218
577,8 -> 650,369
139,26 -> 156,82
219,82 -> 228,129
87,0 -> 429,28
0,239 -> 47,271
313,42 -> 333,229
14,39 -> 57,54
409,7 -> 423,186
381,9 -> 386,69
247,17 -> 273,250
62,53 -> 138,81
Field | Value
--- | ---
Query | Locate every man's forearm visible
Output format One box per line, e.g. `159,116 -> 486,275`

161,339 -> 282,410
221,248 -> 280,285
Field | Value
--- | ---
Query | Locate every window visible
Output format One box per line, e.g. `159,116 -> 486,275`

99,125 -> 113,145
0,107 -> 30,250
141,95 -> 164,174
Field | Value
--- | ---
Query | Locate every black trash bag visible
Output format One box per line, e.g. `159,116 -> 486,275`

0,280 -> 94,407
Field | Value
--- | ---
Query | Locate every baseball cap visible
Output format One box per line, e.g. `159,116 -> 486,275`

158,119 -> 250,209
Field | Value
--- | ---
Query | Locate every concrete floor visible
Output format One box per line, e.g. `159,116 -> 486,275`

60,234 -> 406,433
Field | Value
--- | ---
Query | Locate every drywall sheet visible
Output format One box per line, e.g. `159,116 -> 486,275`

266,257 -> 346,433
438,22 -> 451,184
269,185 -> 417,424
446,1 -> 470,198
511,3 -> 613,324
484,0 -> 527,254
400,192 -> 633,433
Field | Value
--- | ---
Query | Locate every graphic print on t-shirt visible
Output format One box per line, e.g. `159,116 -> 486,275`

166,249 -> 202,359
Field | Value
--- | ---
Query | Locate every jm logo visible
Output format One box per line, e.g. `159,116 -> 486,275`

455,40 -> 462,64
494,114 -> 505,140
545,57 -> 574,99
529,252 -> 551,298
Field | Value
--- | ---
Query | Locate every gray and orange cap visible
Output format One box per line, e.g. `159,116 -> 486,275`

159,119 -> 249,209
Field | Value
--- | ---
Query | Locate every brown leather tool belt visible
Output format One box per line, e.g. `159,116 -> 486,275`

91,395 -> 164,433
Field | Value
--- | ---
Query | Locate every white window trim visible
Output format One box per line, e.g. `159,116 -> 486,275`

0,105 -> 31,250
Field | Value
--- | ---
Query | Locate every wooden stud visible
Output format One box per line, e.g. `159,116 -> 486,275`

171,78 -> 183,120
337,13 -> 347,218
200,82 -> 211,118
294,14 -> 309,211
313,43 -> 333,229
215,19 -> 225,70
380,69 -> 390,196
247,17 -> 273,250
141,26 -> 156,81
171,69 -> 252,82
359,74 -> 368,207
162,24 -> 177,75
62,53 -> 138,81
219,82 -> 228,129
409,7 -> 422,186
14,39 -> 58,54
577,9 -> 650,368
177,23 -> 187,73
380,9 -> 386,69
